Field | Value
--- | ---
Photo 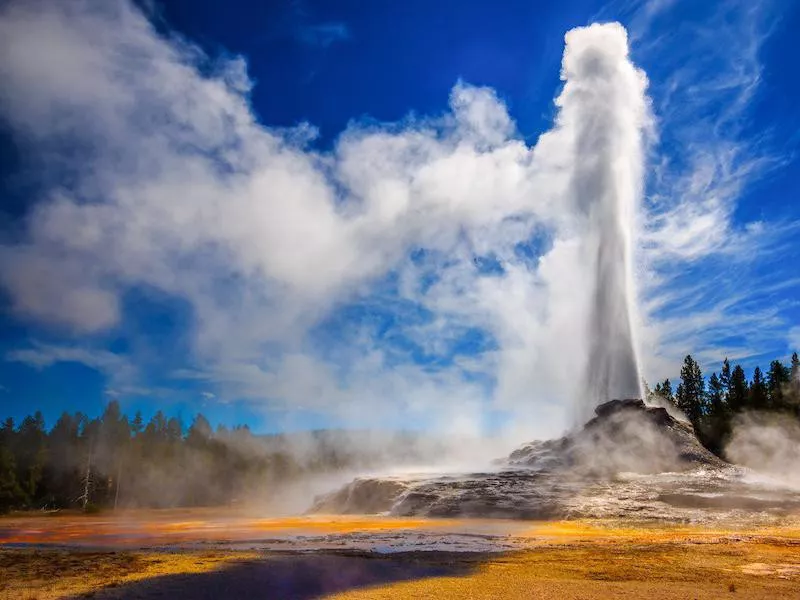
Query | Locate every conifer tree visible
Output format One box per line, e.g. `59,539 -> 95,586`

766,359 -> 790,410
0,419 -> 23,512
0,446 -> 22,512
788,352 -> 800,416
749,366 -> 768,410
15,412 -> 47,505
677,355 -> 705,424
720,358 -> 732,401
661,379 -> 675,405
706,372 -> 725,417
701,371 -> 730,455
131,412 -> 144,436
728,365 -> 748,412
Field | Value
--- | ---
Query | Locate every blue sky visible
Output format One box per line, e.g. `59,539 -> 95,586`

0,0 -> 798,435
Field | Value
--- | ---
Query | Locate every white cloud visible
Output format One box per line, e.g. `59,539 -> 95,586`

7,342 -> 133,379
789,327 -> 800,353
0,0 -> 794,437
613,0 -> 800,380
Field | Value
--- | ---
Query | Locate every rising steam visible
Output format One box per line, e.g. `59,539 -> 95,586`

726,413 -> 800,489
559,23 -> 649,416
0,1 -> 652,438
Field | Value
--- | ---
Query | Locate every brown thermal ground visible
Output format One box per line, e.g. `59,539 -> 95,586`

2,510 -> 800,599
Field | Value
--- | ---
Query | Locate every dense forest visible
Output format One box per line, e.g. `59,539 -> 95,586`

646,352 -> 800,456
1,351 -> 798,513
0,403 -> 436,513
0,406 -> 301,512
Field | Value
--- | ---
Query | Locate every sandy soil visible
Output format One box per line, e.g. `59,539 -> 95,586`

1,510 -> 798,599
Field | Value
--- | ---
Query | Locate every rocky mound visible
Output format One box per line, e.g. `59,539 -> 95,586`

311,399 -> 739,520
507,398 -> 726,474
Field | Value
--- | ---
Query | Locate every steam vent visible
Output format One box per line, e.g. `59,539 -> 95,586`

313,399 -> 799,521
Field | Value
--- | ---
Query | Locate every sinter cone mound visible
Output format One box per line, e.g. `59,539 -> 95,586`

311,399 -> 798,521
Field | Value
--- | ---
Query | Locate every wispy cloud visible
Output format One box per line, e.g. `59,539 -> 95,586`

789,327 -> 800,353
0,0 -> 796,434
608,0 -> 800,377
6,341 -> 142,389
0,1 -> 648,436
294,21 -> 350,48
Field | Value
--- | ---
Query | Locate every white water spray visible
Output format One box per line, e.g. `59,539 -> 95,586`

558,23 -> 649,417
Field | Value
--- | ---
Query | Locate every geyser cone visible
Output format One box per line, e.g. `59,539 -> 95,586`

558,23 -> 649,416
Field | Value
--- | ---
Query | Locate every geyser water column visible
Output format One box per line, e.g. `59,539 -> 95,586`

558,23 -> 649,417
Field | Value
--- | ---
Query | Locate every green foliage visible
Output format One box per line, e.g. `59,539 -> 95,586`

0,403 -> 374,512
661,379 -> 674,404
728,365 -> 748,413
699,372 -> 729,456
720,359 -> 731,396
766,360 -> 791,410
749,366 -> 768,410
3,347 -> 800,512
706,373 -> 725,417
83,502 -> 103,514
650,351 -> 800,460
790,352 -> 800,417
0,418 -> 25,511
676,355 -> 705,425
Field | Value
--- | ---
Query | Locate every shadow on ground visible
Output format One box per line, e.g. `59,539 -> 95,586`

71,552 -> 483,599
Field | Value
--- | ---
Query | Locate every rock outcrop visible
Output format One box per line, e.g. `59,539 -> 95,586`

311,399 -> 743,520
508,398 -> 726,474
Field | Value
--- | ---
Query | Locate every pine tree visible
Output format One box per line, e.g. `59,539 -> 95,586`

46,413 -> 83,507
677,355 -> 705,424
0,446 -> 23,512
728,365 -> 748,413
700,372 -> 730,456
187,414 -> 212,446
78,417 -> 102,511
720,358 -> 731,401
166,417 -> 183,443
15,412 -> 47,505
661,379 -> 675,405
0,419 -> 23,512
749,366 -> 768,410
131,411 -> 144,436
789,352 -> 800,416
766,359 -> 790,411
706,372 -> 726,417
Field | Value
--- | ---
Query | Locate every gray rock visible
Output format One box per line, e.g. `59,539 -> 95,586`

309,399 -> 796,521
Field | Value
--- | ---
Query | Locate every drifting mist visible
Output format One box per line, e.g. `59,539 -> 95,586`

0,2 -> 652,436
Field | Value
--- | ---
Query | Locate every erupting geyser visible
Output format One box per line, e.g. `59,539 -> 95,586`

312,23 -> 800,523
559,23 -> 649,416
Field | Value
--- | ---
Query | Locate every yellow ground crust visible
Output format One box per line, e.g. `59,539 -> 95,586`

3,509 -> 798,546
2,539 -> 799,600
329,541 -> 800,600
1,512 -> 799,599
0,549 -> 258,600
0,510 -> 458,546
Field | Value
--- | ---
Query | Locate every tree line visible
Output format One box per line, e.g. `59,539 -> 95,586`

2,351 -> 799,513
647,352 -> 800,456
0,403 -> 389,513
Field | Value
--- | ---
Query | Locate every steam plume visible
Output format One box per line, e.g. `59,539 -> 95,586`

558,24 -> 649,415
0,2 -> 652,433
